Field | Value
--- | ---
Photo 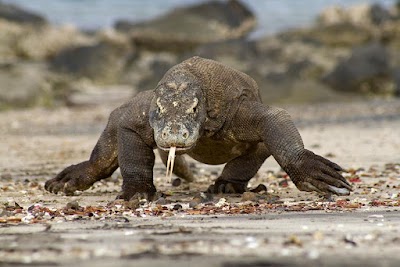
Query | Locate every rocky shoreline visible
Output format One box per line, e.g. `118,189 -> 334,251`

1,0 -> 400,109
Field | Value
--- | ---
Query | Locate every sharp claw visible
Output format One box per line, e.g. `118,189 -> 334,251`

333,164 -> 345,172
327,185 -> 350,196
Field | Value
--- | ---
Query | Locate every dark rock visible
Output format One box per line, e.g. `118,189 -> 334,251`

172,178 -> 182,187
190,35 -> 350,104
121,52 -> 178,91
51,40 -> 133,84
250,184 -> 267,193
172,204 -> 183,211
323,42 -> 393,94
0,2 -> 46,25
115,0 -> 255,52
194,39 -> 258,62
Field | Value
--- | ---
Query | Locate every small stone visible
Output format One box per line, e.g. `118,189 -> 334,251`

215,198 -> 227,207
284,235 -> 303,247
66,201 -> 80,210
126,198 -> 140,210
172,178 -> 181,187
251,184 -> 267,192
241,192 -> 258,202
189,197 -> 202,209
199,192 -> 213,202
155,197 -> 168,205
173,204 -> 182,211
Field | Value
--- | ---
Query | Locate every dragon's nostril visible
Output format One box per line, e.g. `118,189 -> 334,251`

182,131 -> 189,139
162,131 -> 168,139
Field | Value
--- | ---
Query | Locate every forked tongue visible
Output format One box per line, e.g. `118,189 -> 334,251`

166,146 -> 176,183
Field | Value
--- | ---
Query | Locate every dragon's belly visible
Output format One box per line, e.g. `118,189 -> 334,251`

187,137 -> 251,165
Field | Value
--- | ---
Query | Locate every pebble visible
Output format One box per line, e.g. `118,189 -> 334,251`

66,201 -> 80,210
172,178 -> 181,187
173,204 -> 183,211
284,235 -> 303,247
189,200 -> 200,209
126,199 -> 140,210
155,197 -> 168,205
251,184 -> 267,192
241,192 -> 258,202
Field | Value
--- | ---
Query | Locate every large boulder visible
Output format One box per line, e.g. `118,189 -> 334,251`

50,37 -> 133,84
277,23 -> 372,47
0,2 -> 46,25
115,0 -> 255,52
318,3 -> 392,26
121,52 -> 178,91
190,38 -> 346,103
0,62 -> 51,108
0,19 -> 94,61
322,42 -> 393,95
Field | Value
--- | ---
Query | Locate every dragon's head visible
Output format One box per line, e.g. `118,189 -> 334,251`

149,73 -> 206,154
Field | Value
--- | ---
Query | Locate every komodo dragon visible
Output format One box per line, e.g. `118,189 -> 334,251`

45,56 -> 352,200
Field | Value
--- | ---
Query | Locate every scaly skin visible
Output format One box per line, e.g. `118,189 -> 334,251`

45,57 -> 352,200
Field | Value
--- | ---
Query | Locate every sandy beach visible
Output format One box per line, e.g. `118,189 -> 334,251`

1,98 -> 399,266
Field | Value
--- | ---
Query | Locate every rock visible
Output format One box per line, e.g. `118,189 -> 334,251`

0,62 -> 50,108
250,184 -> 267,193
121,51 -> 178,91
241,192 -> 258,202
0,2 -> 46,25
15,25 -> 94,60
51,40 -> 133,84
323,42 -> 394,95
193,39 -> 258,72
171,178 -> 181,187
126,198 -> 140,210
277,23 -> 372,47
190,36 -> 350,104
65,83 -> 133,107
155,197 -> 169,205
115,0 -> 255,52
0,20 -> 94,61
172,204 -> 183,211
189,201 -> 200,209
66,201 -> 80,210
318,3 -> 392,26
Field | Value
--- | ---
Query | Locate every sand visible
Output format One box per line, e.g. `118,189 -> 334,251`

0,98 -> 399,266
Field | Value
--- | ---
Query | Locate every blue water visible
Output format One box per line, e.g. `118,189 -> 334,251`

2,0 -> 396,37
